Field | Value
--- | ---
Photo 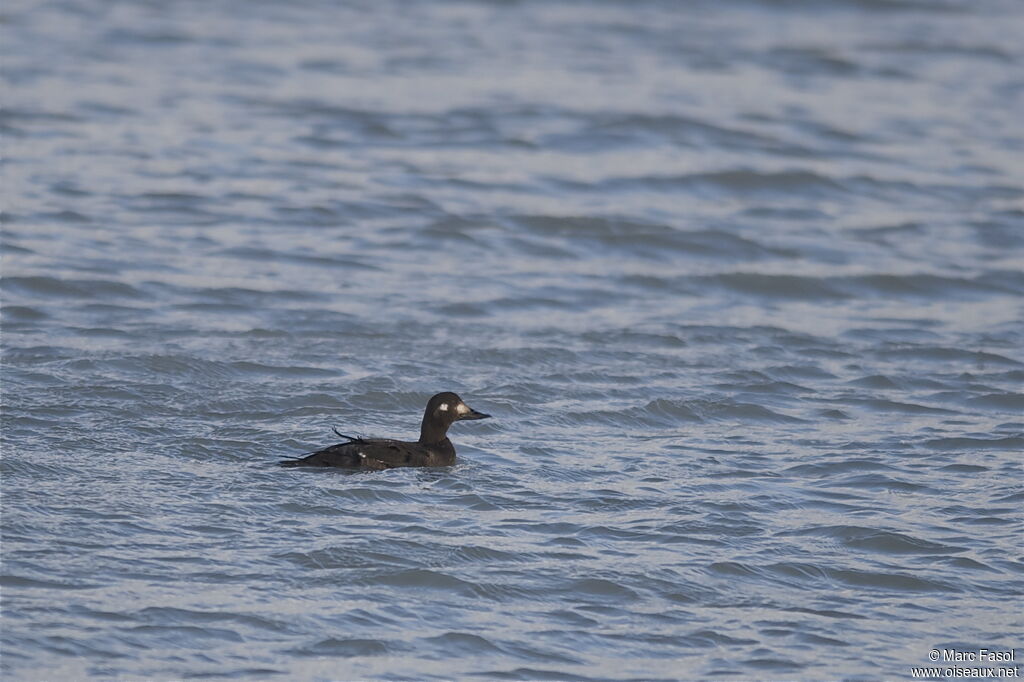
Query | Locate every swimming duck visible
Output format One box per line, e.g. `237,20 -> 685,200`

279,392 -> 490,469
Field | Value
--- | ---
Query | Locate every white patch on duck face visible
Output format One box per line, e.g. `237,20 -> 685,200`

438,403 -> 449,412
456,403 -> 470,415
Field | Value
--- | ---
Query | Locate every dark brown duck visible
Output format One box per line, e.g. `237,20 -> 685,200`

279,392 -> 490,469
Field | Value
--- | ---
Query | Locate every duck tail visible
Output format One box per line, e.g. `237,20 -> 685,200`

332,427 -> 361,442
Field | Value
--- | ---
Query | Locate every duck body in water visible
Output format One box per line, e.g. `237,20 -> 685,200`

279,392 -> 490,470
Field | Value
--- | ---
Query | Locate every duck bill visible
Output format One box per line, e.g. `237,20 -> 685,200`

458,407 -> 490,421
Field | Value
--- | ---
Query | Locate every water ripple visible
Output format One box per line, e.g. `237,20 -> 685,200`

3,0 -> 1022,679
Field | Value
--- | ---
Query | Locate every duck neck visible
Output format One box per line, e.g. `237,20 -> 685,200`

419,418 -> 450,445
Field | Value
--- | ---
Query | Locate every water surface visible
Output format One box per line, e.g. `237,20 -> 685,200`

2,0 -> 1023,679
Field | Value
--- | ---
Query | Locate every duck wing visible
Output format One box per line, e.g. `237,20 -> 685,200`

279,438 -> 431,469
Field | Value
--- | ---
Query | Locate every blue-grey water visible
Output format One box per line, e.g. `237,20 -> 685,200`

2,0 -> 1023,679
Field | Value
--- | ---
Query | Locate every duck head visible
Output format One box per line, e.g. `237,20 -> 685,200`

419,391 -> 490,443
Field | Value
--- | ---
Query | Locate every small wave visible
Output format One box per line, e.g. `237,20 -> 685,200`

782,456 -> 897,473
700,399 -> 806,424
174,285 -> 329,305
697,271 -> 1019,302
586,112 -> 789,151
937,464 -> 987,473
121,623 -> 245,644
799,633 -> 852,647
939,557 -> 999,573
325,487 -> 415,504
830,473 -> 934,493
0,574 -> 98,590
2,276 -> 148,300
104,26 -> 195,45
818,409 -> 853,420
566,577 -> 639,602
134,606 -> 294,635
508,214 -> 789,261
293,637 -> 392,657
828,567 -> 958,592
423,631 -> 504,656
680,629 -> 760,647
744,656 -> 807,673
765,46 -> 862,77
847,374 -> 901,389
555,169 -> 848,199
449,545 -> 522,563
848,273 -> 1023,298
778,525 -> 966,554
93,355 -> 239,382
969,393 -> 1024,411
612,397 -> 806,427
38,209 -> 92,223
215,245 -> 379,270
229,362 -> 342,379
639,398 -> 703,424
865,40 -> 1014,63
276,545 -> 414,571
765,365 -> 838,381
923,435 -> 1024,451
702,272 -> 847,300
711,560 -> 958,592
876,347 -> 1021,366
471,666 -> 598,681
363,568 -> 479,596
851,398 -> 957,415
439,493 -> 500,511
784,606 -> 868,620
